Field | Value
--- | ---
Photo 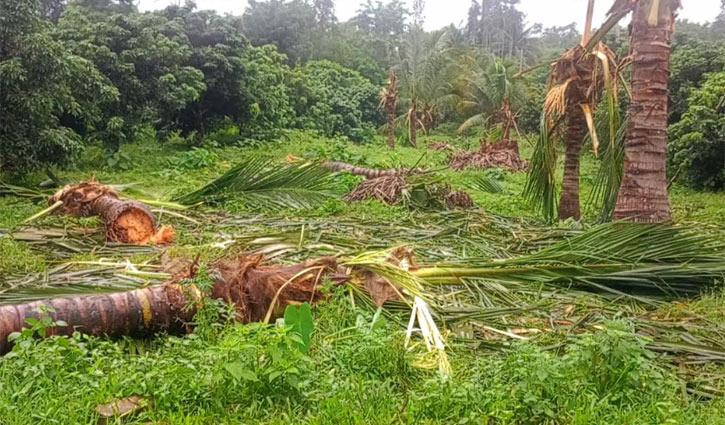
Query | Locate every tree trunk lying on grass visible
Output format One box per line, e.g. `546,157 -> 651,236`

322,161 -> 405,178
49,181 -> 174,244
0,255 -> 345,354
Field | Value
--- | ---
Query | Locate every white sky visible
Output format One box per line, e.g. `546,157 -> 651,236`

137,0 -> 722,31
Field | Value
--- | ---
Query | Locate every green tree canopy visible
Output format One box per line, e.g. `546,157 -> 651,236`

0,0 -> 118,171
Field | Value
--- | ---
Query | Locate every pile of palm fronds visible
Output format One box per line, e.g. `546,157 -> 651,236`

215,212 -> 577,263
175,157 -> 342,210
449,139 -> 528,171
412,222 -> 724,301
345,173 -> 474,210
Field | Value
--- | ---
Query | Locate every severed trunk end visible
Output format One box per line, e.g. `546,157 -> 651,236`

48,181 -> 174,244
0,255 -> 346,354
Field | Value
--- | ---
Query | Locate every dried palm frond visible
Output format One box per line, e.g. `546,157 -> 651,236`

175,157 -> 341,209
543,79 -> 572,117
449,139 -> 528,171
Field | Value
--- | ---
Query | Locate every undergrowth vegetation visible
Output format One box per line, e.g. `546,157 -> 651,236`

1,131 -> 724,424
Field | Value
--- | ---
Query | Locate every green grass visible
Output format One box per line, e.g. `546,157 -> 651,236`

1,129 -> 724,424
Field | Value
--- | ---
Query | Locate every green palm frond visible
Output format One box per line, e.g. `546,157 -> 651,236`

413,222 -> 725,302
523,114 -> 559,222
174,157 -> 341,209
468,174 -> 505,194
457,113 -> 489,134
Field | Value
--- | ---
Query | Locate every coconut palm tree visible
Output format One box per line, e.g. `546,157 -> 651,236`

525,0 -> 623,221
380,70 -> 398,149
394,26 -> 458,147
614,0 -> 679,222
457,58 -> 528,142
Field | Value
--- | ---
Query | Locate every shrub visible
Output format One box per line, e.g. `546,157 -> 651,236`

288,60 -> 382,142
668,71 -> 725,190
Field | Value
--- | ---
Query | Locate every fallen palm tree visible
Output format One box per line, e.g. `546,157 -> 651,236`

0,255 -> 348,354
322,161 -> 404,178
449,139 -> 528,171
48,181 -> 174,244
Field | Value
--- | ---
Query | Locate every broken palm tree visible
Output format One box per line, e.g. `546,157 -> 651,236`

0,247 -> 430,354
524,0 -> 629,222
449,138 -> 528,172
0,254 -> 346,353
48,181 -> 174,244
344,171 -> 474,210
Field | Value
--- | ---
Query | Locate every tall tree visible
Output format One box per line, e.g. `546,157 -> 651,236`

614,0 -> 679,222
313,0 -> 337,31
0,0 -> 117,171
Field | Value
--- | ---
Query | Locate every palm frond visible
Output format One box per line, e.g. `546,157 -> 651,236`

457,113 -> 488,134
413,222 -> 725,302
468,174 -> 505,194
523,114 -> 559,222
174,158 -> 341,210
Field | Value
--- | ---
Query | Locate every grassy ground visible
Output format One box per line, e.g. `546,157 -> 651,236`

1,130 -> 724,424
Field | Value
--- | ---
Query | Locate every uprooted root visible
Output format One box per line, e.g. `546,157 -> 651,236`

49,180 -> 174,244
449,139 -> 528,171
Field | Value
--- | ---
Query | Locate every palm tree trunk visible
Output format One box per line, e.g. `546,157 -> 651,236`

0,256 -> 342,354
614,0 -> 676,222
49,182 -> 174,244
558,108 -> 586,220
387,106 -> 396,148
409,101 -> 418,148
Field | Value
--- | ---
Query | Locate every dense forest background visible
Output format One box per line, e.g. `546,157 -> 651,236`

1,0 -> 724,190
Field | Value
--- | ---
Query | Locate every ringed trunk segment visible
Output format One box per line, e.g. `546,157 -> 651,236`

322,161 -> 404,179
0,256 -> 344,354
614,0 -> 676,222
558,108 -> 587,220
48,181 -> 174,244
0,284 -> 194,354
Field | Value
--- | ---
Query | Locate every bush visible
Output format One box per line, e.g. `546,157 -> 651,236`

668,71 -> 725,190
288,60 -> 382,142
0,0 -> 118,171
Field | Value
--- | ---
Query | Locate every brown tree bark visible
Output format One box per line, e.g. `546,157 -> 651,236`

387,107 -> 396,149
322,161 -> 403,178
382,70 -> 397,149
558,107 -> 587,220
49,182 -> 174,244
408,100 -> 418,148
614,0 -> 677,222
0,256 -> 342,354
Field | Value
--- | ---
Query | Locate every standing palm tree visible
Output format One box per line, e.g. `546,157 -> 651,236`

380,70 -> 398,149
614,0 -> 679,222
525,0 -> 622,221
395,26 -> 457,147
457,59 -> 527,142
